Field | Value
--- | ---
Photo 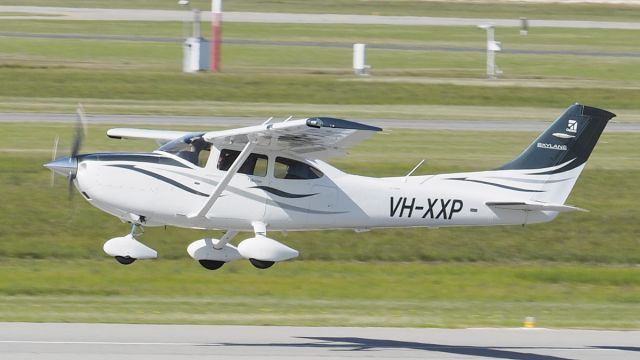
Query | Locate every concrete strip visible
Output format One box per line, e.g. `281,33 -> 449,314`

2,6 -> 640,29
0,113 -> 638,132
0,323 -> 638,360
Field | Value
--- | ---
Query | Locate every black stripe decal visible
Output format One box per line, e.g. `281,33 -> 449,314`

110,165 -> 209,197
527,159 -> 582,175
447,178 -> 544,193
252,186 -> 318,199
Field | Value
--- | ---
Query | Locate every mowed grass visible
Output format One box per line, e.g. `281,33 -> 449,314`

0,260 -> 638,329
2,67 -> 640,111
3,21 -> 640,54
0,2 -> 639,328
1,22 -> 640,115
2,0 -> 640,21
1,123 -> 638,264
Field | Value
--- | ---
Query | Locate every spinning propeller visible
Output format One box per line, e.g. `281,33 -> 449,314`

44,105 -> 88,200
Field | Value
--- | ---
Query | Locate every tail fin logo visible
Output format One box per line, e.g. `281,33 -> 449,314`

566,119 -> 578,133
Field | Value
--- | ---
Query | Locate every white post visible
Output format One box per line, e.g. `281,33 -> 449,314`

353,43 -> 368,75
478,24 -> 501,79
487,26 -> 495,78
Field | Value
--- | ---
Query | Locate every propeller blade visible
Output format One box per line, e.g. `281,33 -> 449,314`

71,104 -> 87,158
49,136 -> 60,187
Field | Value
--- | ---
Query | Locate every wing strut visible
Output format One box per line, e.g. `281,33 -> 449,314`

188,139 -> 257,219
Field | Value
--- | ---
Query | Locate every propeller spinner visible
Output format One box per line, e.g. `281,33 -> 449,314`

44,105 -> 88,200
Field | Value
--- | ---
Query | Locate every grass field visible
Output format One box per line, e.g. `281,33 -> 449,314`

2,0 -> 640,21
0,260 -> 637,328
3,21 -> 640,54
0,1 -> 638,328
0,20 -> 640,118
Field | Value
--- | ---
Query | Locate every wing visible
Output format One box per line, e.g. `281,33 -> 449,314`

203,117 -> 382,157
107,128 -> 195,143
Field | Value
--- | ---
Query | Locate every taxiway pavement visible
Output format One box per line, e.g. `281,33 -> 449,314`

2,6 -> 640,29
0,323 -> 638,360
0,113 -> 638,132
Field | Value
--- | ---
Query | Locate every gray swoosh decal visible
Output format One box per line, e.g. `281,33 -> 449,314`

109,164 -> 209,197
447,178 -> 544,193
488,177 -> 572,184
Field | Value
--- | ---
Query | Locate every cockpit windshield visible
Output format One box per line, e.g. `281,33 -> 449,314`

158,133 -> 211,167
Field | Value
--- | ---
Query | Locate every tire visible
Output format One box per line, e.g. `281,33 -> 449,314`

199,259 -> 225,270
249,258 -> 275,269
115,256 -> 136,265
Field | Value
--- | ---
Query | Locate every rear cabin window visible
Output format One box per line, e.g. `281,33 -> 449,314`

274,157 -> 323,180
217,149 -> 268,177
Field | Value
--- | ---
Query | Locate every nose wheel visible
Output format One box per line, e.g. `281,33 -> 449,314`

104,223 -> 157,265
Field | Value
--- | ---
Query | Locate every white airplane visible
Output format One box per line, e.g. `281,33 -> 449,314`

45,104 -> 614,270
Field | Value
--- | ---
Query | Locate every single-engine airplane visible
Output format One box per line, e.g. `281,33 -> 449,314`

45,104 -> 613,270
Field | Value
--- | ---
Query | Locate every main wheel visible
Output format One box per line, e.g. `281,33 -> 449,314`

115,256 -> 136,265
249,258 -> 275,269
198,260 -> 225,270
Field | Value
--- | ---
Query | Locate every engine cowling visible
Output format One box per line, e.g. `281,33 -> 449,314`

237,236 -> 299,262
187,238 -> 243,262
103,234 -> 158,259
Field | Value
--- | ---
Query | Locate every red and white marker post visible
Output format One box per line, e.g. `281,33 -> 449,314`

211,0 -> 222,72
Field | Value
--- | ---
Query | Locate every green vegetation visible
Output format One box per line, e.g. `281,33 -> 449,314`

2,21 -> 640,54
2,67 -> 640,111
0,260 -> 638,328
2,0 -> 640,21
0,1 -> 639,328
0,21 -> 639,118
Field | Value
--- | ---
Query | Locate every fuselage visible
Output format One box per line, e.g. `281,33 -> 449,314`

74,149 -> 561,232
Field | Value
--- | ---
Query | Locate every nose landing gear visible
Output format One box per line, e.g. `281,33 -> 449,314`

103,223 -> 158,265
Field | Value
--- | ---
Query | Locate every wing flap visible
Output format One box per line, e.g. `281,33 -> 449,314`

486,201 -> 587,213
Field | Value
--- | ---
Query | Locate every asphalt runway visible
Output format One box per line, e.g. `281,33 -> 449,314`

2,6 -> 640,29
0,323 -> 638,360
1,113 -> 638,132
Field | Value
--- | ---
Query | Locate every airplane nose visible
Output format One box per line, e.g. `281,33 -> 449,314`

44,156 -> 78,177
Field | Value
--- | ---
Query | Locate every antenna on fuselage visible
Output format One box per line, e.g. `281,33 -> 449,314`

403,159 -> 425,183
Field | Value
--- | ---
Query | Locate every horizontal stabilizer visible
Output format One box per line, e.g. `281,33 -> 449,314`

486,201 -> 587,213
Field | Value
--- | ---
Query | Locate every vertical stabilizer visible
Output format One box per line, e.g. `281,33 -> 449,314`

499,104 -> 614,172
498,104 -> 614,204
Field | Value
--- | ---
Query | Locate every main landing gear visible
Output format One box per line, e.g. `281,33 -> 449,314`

187,223 -> 298,271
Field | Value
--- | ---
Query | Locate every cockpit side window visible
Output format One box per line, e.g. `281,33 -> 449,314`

274,157 -> 323,180
158,134 -> 210,167
217,149 -> 268,177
